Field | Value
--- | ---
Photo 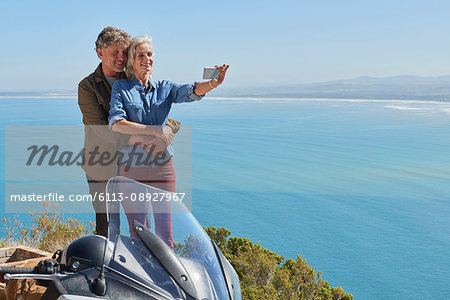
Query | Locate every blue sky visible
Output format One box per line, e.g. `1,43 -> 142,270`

1,0 -> 449,91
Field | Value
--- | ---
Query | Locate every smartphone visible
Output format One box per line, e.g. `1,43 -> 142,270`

203,67 -> 220,80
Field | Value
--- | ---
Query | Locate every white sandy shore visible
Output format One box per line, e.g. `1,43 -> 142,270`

205,96 -> 450,105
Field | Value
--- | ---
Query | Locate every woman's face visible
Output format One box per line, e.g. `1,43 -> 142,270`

133,42 -> 153,76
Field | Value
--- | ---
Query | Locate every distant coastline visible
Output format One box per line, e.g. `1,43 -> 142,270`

2,94 -> 450,104
2,74 -> 450,102
0,95 -> 77,99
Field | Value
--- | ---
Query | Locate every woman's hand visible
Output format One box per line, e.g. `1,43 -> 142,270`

194,64 -> 230,96
211,64 -> 229,87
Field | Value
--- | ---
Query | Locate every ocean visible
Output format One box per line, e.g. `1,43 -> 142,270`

1,96 -> 450,299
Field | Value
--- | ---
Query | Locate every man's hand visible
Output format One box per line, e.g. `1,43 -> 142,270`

127,126 -> 174,153
127,135 -> 166,153
159,126 -> 174,146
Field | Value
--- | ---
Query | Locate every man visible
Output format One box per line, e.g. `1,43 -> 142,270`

78,26 -> 180,237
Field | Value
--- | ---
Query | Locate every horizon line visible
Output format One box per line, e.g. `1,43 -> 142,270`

1,95 -> 449,104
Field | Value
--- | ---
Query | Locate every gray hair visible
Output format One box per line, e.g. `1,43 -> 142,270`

95,26 -> 130,55
126,36 -> 153,80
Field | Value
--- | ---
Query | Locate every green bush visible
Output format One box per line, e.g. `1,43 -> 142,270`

204,226 -> 353,300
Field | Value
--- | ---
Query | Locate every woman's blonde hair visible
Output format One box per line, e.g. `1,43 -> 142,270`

126,36 -> 153,80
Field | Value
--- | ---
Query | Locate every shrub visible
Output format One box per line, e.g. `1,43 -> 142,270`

204,226 -> 353,300
0,201 -> 93,253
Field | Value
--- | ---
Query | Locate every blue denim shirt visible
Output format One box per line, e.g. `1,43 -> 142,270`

108,77 -> 203,167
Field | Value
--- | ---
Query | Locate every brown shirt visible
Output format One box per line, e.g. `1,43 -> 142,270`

78,63 -> 181,181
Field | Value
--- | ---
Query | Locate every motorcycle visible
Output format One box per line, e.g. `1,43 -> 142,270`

3,176 -> 242,300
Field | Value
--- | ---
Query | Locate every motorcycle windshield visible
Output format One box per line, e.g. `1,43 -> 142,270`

105,176 -> 240,300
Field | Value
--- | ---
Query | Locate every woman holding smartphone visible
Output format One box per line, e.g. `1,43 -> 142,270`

108,35 -> 228,248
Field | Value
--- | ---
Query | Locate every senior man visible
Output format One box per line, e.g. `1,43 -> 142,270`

78,26 -> 180,237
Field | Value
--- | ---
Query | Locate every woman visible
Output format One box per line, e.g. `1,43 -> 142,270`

108,36 -> 228,248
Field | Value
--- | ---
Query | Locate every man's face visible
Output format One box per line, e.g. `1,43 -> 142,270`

97,41 -> 128,76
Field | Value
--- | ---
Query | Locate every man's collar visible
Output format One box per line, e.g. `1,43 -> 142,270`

94,63 -> 126,83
